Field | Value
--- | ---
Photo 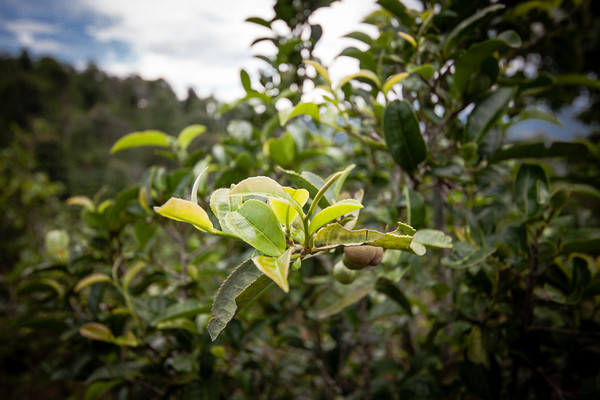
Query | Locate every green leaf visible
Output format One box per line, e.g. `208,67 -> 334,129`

332,164 -> 356,199
370,229 -> 414,250
279,102 -> 320,126
304,60 -> 331,86
240,69 -> 252,92
112,332 -> 138,347
407,64 -> 435,79
464,87 -> 516,143
309,200 -> 363,235
122,261 -> 146,290
110,130 -> 170,153
150,300 -> 210,326
453,32 -> 521,95
443,242 -> 497,269
514,164 -> 548,217
311,275 -> 377,320
79,322 -> 114,343
554,74 -> 600,91
227,176 -> 302,212
467,326 -> 488,367
154,198 -> 217,233
252,248 -> 293,293
245,16 -> 271,28
207,260 -> 272,341
84,380 -> 121,400
383,100 -> 427,176
210,188 -> 242,234
267,132 -> 296,167
376,0 -> 413,27
313,223 -> 386,250
383,72 -> 410,96
337,69 -> 381,91
225,200 -> 287,257
490,141 -> 592,163
270,187 -> 309,227
177,125 -> 205,150
375,278 -> 413,316
412,229 -> 453,249
278,168 -> 332,208
74,273 -> 112,292
443,4 -> 505,56
398,31 -> 417,47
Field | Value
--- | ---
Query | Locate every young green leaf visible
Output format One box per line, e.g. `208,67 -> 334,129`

270,187 -> 309,227
412,229 -> 453,249
154,198 -> 218,234
79,322 -> 114,343
304,60 -> 331,86
383,72 -> 409,96
227,176 -> 303,214
225,200 -> 287,257
210,188 -> 241,234
308,199 -> 364,235
177,125 -> 205,151
74,273 -> 112,293
110,130 -> 171,153
278,168 -> 332,209
267,132 -> 296,167
443,4 -> 505,56
253,247 -> 293,293
279,103 -> 320,126
337,69 -> 381,91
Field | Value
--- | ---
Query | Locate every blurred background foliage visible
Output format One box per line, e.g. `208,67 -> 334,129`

1,0 -> 599,399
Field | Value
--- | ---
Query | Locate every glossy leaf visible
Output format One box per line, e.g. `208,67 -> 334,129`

210,188 -> 241,234
279,102 -> 320,126
154,198 -> 217,234
383,100 -> 427,175
253,248 -> 293,293
278,168 -> 332,208
464,87 -> 516,143
227,176 -> 302,212
514,164 -> 548,217
110,130 -> 170,153
309,199 -> 363,235
443,4 -> 505,55
176,125 -> 205,150
207,259 -> 272,341
225,200 -> 286,257
398,32 -> 416,47
270,187 -> 309,227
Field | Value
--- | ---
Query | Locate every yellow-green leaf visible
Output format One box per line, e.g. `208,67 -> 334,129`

304,59 -> 331,86
79,322 -> 114,343
309,199 -> 363,235
270,187 -> 309,227
383,72 -> 410,95
337,69 -> 381,91
110,130 -> 171,153
74,273 -> 112,293
279,102 -> 320,126
227,176 -> 303,214
177,124 -> 206,150
252,248 -> 293,293
154,197 -> 217,233
398,31 -> 417,47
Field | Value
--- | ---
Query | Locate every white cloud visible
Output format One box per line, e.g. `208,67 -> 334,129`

4,19 -> 63,52
79,0 -> 422,101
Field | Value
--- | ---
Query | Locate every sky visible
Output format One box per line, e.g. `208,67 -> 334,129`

0,0 -> 396,101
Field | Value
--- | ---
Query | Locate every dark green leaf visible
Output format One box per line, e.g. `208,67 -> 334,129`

383,100 -> 427,176
514,164 -> 548,217
464,87 -> 516,143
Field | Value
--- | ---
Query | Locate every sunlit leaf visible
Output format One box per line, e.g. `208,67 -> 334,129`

210,188 -> 242,234
227,176 -> 302,212
110,130 -> 170,153
225,200 -> 287,257
154,198 -> 217,233
279,102 -> 320,126
270,187 -> 309,227
383,72 -> 409,95
398,31 -> 417,47
176,125 -> 205,150
253,248 -> 293,293
267,132 -> 296,167
309,200 -> 363,235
